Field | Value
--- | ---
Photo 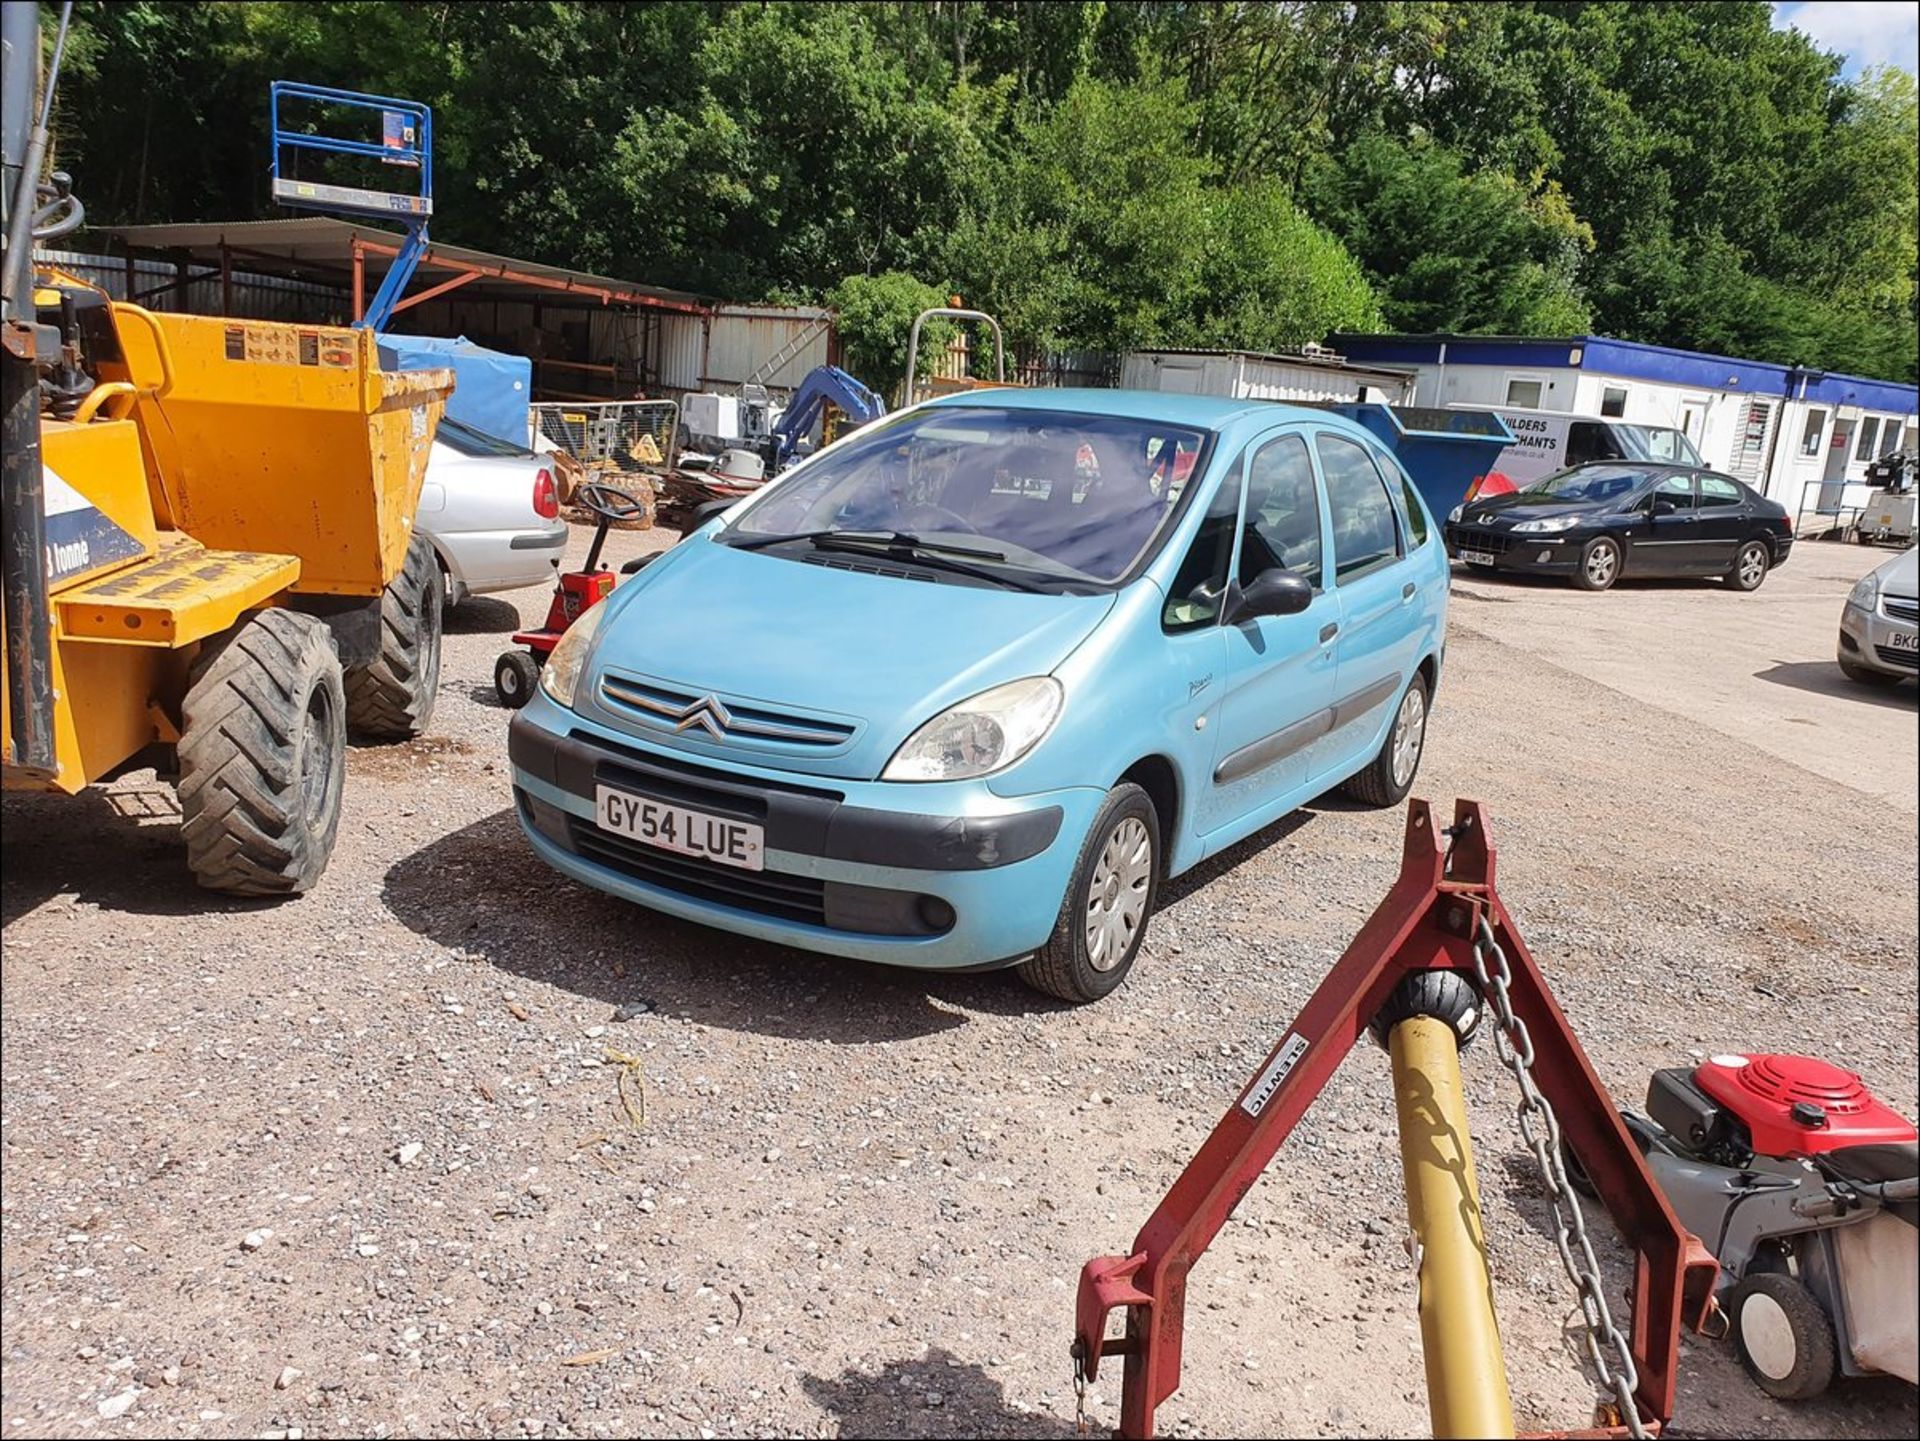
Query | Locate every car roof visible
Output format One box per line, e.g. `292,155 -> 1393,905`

919,386 -> 1304,430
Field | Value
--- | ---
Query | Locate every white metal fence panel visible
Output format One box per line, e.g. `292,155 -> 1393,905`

533,400 -> 680,474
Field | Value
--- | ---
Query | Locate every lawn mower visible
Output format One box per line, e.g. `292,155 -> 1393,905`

1570,1052 -> 1918,1401
493,481 -> 652,707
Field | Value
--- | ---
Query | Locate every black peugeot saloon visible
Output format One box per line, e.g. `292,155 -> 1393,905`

1443,462 -> 1794,592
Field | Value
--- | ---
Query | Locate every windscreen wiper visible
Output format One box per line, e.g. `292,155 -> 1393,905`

808,532 -> 1052,593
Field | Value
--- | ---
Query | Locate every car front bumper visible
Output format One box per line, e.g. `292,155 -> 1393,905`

506,694 -> 1106,970
1839,597 -> 1919,677
1444,525 -> 1581,575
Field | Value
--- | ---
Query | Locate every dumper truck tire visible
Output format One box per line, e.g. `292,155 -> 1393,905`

178,609 -> 346,896
344,533 -> 442,740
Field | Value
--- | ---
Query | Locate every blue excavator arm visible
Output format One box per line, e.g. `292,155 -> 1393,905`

769,366 -> 886,469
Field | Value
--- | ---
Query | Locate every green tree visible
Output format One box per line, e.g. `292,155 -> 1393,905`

825,270 -> 955,397
1305,134 -> 1591,335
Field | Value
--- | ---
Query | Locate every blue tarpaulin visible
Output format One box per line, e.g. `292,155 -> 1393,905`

376,333 -> 531,446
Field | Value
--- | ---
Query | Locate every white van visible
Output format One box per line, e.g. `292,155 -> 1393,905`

1449,405 -> 1703,489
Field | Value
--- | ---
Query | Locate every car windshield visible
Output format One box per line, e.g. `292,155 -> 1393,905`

1522,465 -> 1648,503
725,405 -> 1211,585
436,415 -> 534,458
1615,424 -> 1701,465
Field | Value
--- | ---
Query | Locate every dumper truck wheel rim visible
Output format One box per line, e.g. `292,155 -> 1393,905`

1390,685 -> 1427,790
300,683 -> 339,827
1084,816 -> 1152,972
1740,1292 -> 1797,1380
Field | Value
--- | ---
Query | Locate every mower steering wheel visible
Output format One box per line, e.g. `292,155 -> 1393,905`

577,482 -> 648,523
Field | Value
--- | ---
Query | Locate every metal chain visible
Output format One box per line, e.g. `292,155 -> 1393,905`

1072,1343 -> 1091,1435
1470,912 -> 1651,1441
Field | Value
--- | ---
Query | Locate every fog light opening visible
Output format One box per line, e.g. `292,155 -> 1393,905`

917,896 -> 957,933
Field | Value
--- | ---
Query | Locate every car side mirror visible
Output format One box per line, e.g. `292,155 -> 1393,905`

1650,498 -> 1676,517
687,498 -> 734,533
1225,568 -> 1313,624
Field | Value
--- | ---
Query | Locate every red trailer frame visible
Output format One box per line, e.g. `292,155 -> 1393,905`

1071,799 -> 1721,1438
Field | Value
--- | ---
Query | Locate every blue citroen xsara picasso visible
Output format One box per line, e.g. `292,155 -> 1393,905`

509,389 -> 1448,1002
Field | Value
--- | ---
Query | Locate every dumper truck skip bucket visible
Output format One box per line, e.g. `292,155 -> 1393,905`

102,313 -> 450,597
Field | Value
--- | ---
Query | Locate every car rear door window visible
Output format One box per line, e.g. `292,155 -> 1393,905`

1239,435 -> 1323,589
1316,433 -> 1403,581
1360,443 -> 1430,550
1698,475 -> 1743,507
1163,459 -> 1244,631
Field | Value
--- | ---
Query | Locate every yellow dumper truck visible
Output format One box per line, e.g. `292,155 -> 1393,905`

2,3 -> 451,894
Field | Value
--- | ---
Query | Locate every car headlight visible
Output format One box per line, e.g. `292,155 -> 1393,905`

1847,572 -> 1881,610
538,600 -> 608,709
1446,505 -> 1463,524
882,677 -> 1063,782
1511,515 -> 1582,534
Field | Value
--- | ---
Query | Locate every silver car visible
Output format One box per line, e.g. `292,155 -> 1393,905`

1837,545 -> 1918,685
418,417 -> 569,607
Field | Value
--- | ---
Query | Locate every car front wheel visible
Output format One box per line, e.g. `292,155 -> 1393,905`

1573,535 -> 1622,591
1018,783 -> 1160,1005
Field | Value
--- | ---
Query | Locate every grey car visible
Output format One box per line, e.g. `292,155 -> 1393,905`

1837,545 -> 1918,685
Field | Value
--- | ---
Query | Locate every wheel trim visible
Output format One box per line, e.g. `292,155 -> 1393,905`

298,682 -> 338,828
1739,545 -> 1766,586
1083,816 -> 1153,972
1390,685 -> 1426,789
1586,544 -> 1617,585
1741,1292 -> 1798,1380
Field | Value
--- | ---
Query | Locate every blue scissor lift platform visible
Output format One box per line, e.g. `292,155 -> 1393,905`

269,81 -> 433,331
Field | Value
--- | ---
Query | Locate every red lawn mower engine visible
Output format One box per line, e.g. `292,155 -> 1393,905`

1605,1054 -> 1918,1401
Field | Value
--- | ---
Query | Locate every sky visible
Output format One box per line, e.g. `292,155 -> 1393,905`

1772,1 -> 1920,78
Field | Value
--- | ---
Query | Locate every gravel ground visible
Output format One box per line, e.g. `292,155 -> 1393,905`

4,516 -> 1915,1440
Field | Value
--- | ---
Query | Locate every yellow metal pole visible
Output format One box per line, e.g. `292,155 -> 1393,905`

1389,1014 -> 1516,1440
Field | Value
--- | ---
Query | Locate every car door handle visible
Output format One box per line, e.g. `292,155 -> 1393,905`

1401,582 -> 1416,601
1319,622 -> 1339,644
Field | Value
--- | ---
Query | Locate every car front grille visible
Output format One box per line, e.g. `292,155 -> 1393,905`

1450,527 -> 1512,555
1883,596 -> 1919,624
598,672 -> 858,749
567,816 -> 829,925
1873,644 -> 1918,671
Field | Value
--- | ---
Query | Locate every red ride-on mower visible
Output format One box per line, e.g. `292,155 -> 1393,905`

494,482 -> 652,708
1568,1053 -> 1919,1401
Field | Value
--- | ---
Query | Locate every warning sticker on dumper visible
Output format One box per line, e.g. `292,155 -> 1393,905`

1240,1032 -> 1309,1118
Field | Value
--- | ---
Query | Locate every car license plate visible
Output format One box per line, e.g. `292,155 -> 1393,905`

1459,549 -> 1497,565
1889,631 -> 1918,652
595,786 -> 764,871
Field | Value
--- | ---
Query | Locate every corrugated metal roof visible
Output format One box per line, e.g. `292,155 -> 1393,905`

1127,346 -> 1413,382
93,216 -> 709,314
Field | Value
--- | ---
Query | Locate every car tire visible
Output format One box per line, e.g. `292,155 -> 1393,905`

495,650 -> 541,709
1573,536 -> 1622,591
1838,654 -> 1902,687
1018,783 -> 1160,1005
344,533 -> 442,740
1728,539 -> 1771,592
177,609 -> 345,896
1729,1272 -> 1836,1401
1342,673 -> 1430,808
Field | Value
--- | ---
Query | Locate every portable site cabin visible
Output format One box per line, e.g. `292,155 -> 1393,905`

1121,348 -> 1415,406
